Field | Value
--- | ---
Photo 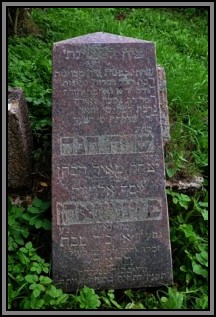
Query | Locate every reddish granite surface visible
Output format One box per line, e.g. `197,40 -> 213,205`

52,32 -> 173,291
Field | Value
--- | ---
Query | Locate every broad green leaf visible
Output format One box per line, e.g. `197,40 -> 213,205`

21,227 -> 29,238
77,287 -> 101,309
200,250 -> 208,260
43,267 -> 49,274
14,207 -> 24,218
27,206 -> 40,214
22,213 -> 32,221
39,276 -> 52,284
29,217 -> 37,225
42,219 -> 51,230
192,263 -> 208,278
40,201 -> 51,212
56,294 -> 69,305
166,167 -> 177,178
33,288 -> 41,298
109,298 -> 122,309
38,284 -> 46,291
179,200 -> 189,209
180,194 -> 191,202
35,219 -> 43,229
20,298 -> 31,309
47,286 -> 62,298
18,252 -> 30,265
35,298 -> 45,308
196,252 -> 208,266
201,209 -> 208,220
15,237 -> 25,245
173,197 -> 178,204
8,217 -> 15,226
25,274 -> 38,283
196,295 -> 208,309
180,265 -> 187,272
30,296 -> 37,309
29,283 -> 37,290
25,241 -> 33,250
101,295 -> 111,307
199,202 -> 208,208
32,197 -> 43,208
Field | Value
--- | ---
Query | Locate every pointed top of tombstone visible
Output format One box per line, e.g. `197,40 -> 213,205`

54,32 -> 153,45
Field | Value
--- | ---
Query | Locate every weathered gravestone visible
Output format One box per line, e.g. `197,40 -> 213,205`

8,88 -> 33,189
52,32 -> 173,291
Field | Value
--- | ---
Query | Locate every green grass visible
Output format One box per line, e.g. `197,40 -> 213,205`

8,7 -> 209,310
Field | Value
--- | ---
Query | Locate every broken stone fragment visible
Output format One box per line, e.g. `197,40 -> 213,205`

8,88 -> 34,189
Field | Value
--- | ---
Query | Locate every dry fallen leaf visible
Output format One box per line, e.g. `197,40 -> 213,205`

39,182 -> 48,187
25,195 -> 33,205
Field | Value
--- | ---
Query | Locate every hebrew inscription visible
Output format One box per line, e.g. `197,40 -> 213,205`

60,132 -> 154,155
56,198 -> 162,225
52,32 -> 173,291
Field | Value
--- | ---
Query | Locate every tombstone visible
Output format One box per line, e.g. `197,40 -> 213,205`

8,88 -> 33,189
157,65 -> 170,146
52,32 -> 173,291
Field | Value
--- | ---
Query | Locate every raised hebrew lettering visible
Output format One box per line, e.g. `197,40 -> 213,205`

56,198 -> 162,225
60,132 -> 154,156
